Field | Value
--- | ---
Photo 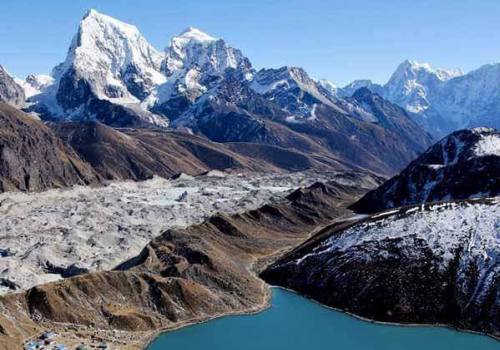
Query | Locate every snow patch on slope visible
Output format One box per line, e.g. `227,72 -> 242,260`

295,199 -> 500,273
473,133 -> 500,157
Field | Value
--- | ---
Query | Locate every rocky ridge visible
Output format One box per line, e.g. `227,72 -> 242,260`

352,127 -> 500,213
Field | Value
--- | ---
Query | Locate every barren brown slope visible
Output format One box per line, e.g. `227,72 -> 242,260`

0,103 -> 100,192
53,121 -> 350,180
0,172 -> 381,349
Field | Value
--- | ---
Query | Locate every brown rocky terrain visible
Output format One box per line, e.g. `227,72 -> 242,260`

0,103 -> 352,194
0,172 -> 381,349
0,103 -> 100,192
53,121 -> 349,181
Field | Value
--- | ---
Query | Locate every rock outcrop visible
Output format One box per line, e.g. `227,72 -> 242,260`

0,66 -> 25,107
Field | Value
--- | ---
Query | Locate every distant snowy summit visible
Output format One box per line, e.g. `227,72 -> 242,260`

328,59 -> 500,136
351,127 -> 500,213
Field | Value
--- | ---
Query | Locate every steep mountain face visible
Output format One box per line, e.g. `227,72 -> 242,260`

262,198 -> 500,338
339,60 -> 500,136
432,64 -> 500,131
169,69 -> 319,146
0,174 -> 381,349
352,128 -> 500,213
0,103 -> 99,192
250,67 -> 343,117
147,27 -> 252,120
347,87 -> 433,150
269,83 -> 434,175
0,66 -> 25,107
31,9 -> 168,127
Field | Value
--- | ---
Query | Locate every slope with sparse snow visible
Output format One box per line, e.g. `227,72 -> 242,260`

263,197 -> 500,337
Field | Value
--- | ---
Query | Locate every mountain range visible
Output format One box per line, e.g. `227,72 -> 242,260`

4,10 -> 498,146
329,60 -> 500,136
0,9 -> 435,179
0,8 -> 499,349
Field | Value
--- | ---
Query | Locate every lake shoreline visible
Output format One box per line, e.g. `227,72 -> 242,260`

144,286 -> 499,349
272,286 -> 500,343
142,285 -> 274,349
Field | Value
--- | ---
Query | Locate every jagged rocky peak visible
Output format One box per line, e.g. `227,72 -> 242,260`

147,27 -> 253,118
384,60 -> 463,114
250,66 -> 337,116
351,127 -> 500,213
0,65 -> 25,107
163,26 -> 252,77
56,8 -> 165,107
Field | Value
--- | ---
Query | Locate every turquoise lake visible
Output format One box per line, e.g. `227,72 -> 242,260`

147,288 -> 499,350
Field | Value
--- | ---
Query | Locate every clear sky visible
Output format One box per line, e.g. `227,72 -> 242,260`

1,0 -> 500,85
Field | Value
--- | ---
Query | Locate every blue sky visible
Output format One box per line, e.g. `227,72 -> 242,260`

1,0 -> 499,85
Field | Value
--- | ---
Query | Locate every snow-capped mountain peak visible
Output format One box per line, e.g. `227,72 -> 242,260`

383,60 -> 446,115
175,27 -> 217,44
391,60 -> 463,83
163,27 -> 250,77
149,27 -> 253,115
27,10 -> 169,127
62,8 -> 166,100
